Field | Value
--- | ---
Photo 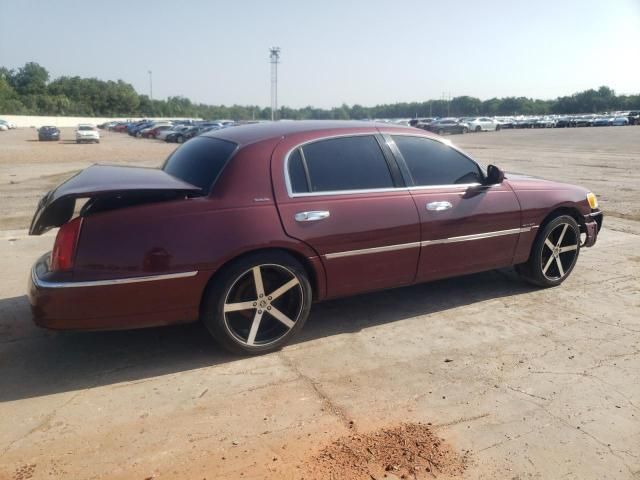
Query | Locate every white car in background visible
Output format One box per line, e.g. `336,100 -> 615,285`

611,116 -> 629,126
466,117 -> 501,132
0,119 -> 16,130
75,124 -> 100,143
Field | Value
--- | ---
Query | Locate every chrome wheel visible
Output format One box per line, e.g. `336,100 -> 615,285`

223,264 -> 303,347
540,222 -> 579,280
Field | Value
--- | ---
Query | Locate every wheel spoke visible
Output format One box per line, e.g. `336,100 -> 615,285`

268,306 -> 295,329
557,224 -> 569,246
268,278 -> 299,301
556,257 -> 565,277
224,301 -> 256,312
559,244 -> 578,253
246,310 -> 264,346
542,255 -> 554,274
253,266 -> 265,297
544,238 -> 555,251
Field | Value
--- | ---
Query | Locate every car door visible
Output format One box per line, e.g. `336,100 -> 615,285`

272,133 -> 421,298
480,117 -> 493,131
386,134 -> 522,282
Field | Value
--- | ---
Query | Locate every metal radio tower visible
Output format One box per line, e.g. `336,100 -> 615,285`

269,47 -> 281,121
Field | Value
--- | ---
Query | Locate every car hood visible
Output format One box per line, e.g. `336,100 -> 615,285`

29,164 -> 201,235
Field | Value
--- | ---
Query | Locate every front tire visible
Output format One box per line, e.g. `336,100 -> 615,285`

516,215 -> 581,287
201,251 -> 312,355
475,126 -> 482,132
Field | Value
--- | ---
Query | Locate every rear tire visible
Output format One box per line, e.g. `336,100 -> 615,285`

496,124 -> 501,131
177,135 -> 184,143
201,251 -> 312,355
516,215 -> 581,288
437,129 -> 444,135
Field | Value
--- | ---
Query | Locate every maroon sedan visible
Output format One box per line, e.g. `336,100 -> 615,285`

28,121 -> 602,355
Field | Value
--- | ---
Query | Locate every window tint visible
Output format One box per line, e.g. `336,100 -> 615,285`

299,136 -> 393,192
288,149 -> 309,193
392,136 -> 483,186
162,136 -> 237,193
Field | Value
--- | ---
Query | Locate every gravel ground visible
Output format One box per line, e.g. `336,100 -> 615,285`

0,125 -> 638,479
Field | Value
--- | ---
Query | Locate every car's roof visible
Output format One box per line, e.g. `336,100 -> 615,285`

201,120 -> 417,146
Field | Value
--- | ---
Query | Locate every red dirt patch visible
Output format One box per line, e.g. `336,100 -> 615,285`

301,423 -> 469,479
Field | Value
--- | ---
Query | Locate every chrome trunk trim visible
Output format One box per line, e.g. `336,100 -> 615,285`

32,268 -> 198,289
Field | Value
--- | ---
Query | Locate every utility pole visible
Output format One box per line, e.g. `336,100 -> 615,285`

148,70 -> 153,100
269,47 -> 281,121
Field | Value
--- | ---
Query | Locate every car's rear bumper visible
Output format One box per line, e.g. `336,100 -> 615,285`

583,211 -> 603,248
28,253 -> 203,331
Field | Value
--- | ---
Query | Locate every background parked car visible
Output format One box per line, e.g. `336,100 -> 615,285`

611,116 -> 629,126
574,115 -> 596,127
535,117 -> 556,128
75,124 -> 100,143
424,118 -> 469,135
496,117 -> 516,129
157,125 -> 189,141
165,125 -> 203,143
0,119 -> 17,129
112,122 -> 130,132
592,116 -> 613,127
38,126 -> 60,141
466,117 -> 501,132
515,117 -> 536,128
141,124 -> 173,139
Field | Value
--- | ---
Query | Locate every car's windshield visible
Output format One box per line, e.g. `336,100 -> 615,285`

162,136 -> 237,193
78,125 -> 94,131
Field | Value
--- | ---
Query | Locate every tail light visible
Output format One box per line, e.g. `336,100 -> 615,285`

51,217 -> 83,271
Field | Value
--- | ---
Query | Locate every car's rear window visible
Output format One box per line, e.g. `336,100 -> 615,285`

162,136 -> 237,193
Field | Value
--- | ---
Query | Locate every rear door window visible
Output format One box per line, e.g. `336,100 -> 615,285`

289,135 -> 394,193
392,135 -> 483,186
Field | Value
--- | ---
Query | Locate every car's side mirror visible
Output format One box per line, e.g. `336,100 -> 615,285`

485,164 -> 505,185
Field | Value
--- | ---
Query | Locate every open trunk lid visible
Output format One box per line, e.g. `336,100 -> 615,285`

29,164 -> 201,235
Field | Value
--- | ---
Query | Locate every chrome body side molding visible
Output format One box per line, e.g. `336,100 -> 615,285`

324,227 -> 536,260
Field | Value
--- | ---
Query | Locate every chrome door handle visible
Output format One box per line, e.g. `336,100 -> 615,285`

426,201 -> 452,211
295,210 -> 330,222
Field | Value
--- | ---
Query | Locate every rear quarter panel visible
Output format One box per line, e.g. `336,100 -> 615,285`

71,140 -> 322,325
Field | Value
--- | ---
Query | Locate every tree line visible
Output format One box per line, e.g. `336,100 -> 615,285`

1,62 -> 638,120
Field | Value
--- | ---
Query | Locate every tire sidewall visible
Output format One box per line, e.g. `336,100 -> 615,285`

201,251 -> 312,355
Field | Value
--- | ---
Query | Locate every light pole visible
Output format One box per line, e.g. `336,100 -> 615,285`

148,70 -> 153,101
269,47 -> 280,121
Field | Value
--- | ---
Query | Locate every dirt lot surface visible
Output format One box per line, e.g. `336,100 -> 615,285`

0,126 -> 639,479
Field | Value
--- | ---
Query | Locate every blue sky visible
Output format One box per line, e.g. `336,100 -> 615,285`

1,0 -> 638,108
